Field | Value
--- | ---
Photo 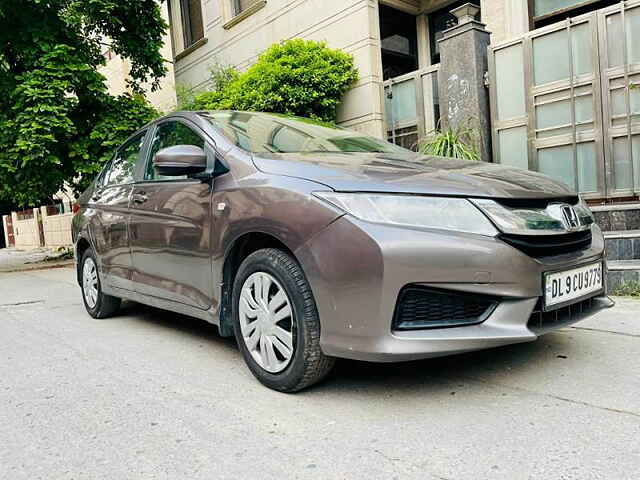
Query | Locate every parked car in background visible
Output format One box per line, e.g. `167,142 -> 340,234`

73,111 -> 610,392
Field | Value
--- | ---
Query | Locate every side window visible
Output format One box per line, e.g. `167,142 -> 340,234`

145,121 -> 206,181
96,154 -> 114,188
104,132 -> 146,187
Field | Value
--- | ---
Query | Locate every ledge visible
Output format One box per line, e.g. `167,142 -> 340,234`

175,37 -> 208,62
223,1 -> 267,29
603,229 -> 640,239
607,260 -> 640,271
590,202 -> 640,212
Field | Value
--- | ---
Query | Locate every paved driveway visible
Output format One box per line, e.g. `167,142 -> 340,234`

1,267 -> 639,480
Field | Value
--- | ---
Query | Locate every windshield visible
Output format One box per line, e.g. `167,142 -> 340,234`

202,111 -> 410,154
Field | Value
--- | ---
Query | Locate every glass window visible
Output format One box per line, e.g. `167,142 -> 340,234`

533,29 -> 570,86
534,0 -> 605,18
379,5 -> 418,80
498,126 -> 529,170
180,0 -> 204,48
495,44 -> 526,121
145,121 -> 206,181
534,0 -> 619,28
203,111 -> 409,154
104,132 -> 146,187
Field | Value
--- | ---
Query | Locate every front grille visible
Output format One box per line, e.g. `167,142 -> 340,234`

499,230 -> 592,257
527,295 -> 598,330
392,287 -> 497,330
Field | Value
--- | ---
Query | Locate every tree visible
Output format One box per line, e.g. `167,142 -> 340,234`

189,39 -> 359,123
0,0 -> 166,206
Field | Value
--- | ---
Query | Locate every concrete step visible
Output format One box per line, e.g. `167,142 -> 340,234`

604,230 -> 640,261
607,260 -> 640,292
591,203 -> 640,232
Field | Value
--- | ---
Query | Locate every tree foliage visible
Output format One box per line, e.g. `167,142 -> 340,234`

188,39 -> 359,123
0,0 -> 165,206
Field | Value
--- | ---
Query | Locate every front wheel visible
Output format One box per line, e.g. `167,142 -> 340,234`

232,248 -> 335,392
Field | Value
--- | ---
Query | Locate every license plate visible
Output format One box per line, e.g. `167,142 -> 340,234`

544,262 -> 603,310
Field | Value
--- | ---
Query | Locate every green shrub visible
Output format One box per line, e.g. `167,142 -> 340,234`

190,39 -> 359,122
419,121 -> 480,160
612,281 -> 640,297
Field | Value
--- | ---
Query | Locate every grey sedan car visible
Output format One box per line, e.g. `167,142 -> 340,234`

73,111 -> 610,392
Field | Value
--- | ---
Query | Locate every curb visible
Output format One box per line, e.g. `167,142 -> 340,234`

0,260 -> 75,273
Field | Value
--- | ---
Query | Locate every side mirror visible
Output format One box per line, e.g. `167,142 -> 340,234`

153,145 -> 207,176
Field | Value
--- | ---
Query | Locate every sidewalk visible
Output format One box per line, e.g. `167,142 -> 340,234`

0,247 -> 74,273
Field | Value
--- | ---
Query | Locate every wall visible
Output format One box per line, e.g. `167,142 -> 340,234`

4,205 -> 74,250
41,207 -> 73,248
12,212 -> 42,249
481,0 -> 529,44
171,0 -> 386,137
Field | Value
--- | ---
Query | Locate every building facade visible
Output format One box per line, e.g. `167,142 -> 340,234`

101,2 -> 178,112
166,0 -> 638,201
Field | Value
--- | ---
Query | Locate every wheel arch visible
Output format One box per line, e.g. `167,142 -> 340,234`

218,231 -> 298,337
75,236 -> 92,285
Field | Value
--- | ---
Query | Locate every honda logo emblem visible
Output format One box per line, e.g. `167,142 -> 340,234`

561,205 -> 580,229
547,203 -> 582,232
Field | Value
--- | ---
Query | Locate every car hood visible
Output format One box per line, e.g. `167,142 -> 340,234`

251,152 -> 575,199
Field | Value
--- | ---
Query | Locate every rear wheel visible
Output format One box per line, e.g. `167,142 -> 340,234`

80,248 -> 121,319
232,248 -> 335,392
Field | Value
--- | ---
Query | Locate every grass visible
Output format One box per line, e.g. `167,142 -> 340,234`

44,246 -> 74,262
611,281 -> 640,297
418,122 -> 480,161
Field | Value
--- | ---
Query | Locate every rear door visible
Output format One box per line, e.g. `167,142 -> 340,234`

91,131 -> 147,291
129,119 -> 214,309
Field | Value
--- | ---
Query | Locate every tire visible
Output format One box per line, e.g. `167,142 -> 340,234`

80,248 -> 121,319
232,248 -> 335,392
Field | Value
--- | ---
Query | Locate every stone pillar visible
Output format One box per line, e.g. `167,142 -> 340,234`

2,215 -> 9,248
11,212 -> 18,247
30,208 -> 43,248
40,206 -> 49,247
437,3 -> 492,162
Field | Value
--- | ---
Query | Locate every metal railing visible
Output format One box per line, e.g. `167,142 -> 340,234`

383,64 -> 440,150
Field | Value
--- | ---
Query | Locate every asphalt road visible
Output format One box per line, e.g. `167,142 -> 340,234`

1,267 -> 639,480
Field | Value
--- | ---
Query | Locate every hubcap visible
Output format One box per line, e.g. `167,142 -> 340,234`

82,257 -> 99,309
239,272 -> 294,373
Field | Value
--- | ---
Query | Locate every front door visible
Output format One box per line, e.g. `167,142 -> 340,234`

129,119 -> 213,310
91,131 -> 146,291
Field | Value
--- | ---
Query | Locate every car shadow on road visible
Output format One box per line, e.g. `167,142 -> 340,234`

315,331 -> 578,397
117,300 -> 577,396
117,300 -> 239,353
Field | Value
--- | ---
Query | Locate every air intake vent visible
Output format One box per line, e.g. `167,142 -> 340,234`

499,230 -> 592,257
392,287 -> 497,330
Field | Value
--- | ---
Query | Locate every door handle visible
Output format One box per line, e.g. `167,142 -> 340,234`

132,193 -> 148,204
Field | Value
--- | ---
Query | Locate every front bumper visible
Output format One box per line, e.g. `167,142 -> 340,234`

295,216 -> 611,362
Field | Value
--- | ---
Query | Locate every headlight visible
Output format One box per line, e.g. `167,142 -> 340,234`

313,192 -> 498,236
